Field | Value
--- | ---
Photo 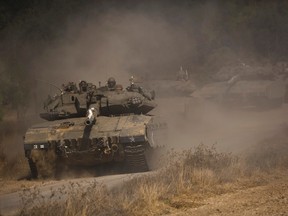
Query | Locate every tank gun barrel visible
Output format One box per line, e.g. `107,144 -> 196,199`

85,107 -> 96,125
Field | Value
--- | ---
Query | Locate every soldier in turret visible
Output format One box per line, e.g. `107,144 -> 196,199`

62,82 -> 78,93
107,77 -> 117,91
177,66 -> 189,81
126,76 -> 155,100
79,80 -> 88,92
126,76 -> 139,92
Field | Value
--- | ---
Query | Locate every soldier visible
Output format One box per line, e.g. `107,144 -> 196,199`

107,77 -> 117,91
126,76 -> 138,92
62,82 -> 78,93
126,76 -> 155,100
177,66 -> 189,81
79,80 -> 88,92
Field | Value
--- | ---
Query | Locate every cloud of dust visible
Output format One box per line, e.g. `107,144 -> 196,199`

29,2 -> 223,101
155,97 -> 288,154
33,12 -> 197,84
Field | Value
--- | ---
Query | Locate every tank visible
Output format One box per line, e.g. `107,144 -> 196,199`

191,73 -> 286,109
142,79 -> 196,97
24,79 -> 166,178
130,67 -> 196,97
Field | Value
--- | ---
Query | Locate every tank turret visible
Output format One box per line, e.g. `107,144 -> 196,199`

40,79 -> 157,121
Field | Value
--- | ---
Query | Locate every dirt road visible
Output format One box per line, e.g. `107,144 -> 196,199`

0,172 -> 147,216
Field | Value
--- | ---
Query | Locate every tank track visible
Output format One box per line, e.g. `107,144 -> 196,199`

124,145 -> 149,172
28,158 -> 38,179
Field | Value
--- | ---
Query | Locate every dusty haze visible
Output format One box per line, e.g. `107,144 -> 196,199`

153,97 -> 288,154
29,1 -> 240,100
33,9 -> 197,85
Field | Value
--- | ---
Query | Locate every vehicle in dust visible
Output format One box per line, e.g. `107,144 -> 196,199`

24,78 -> 166,178
142,79 -> 196,97
191,67 -> 286,109
131,67 -> 196,97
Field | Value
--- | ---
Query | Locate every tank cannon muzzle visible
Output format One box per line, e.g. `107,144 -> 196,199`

85,108 -> 96,125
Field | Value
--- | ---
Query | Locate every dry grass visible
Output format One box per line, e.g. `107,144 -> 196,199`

245,125 -> 288,172
106,144 -> 241,215
19,181 -> 128,216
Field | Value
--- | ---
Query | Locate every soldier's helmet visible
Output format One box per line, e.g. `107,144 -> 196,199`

107,77 -> 116,89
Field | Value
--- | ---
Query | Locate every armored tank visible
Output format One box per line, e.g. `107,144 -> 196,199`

142,79 -> 196,97
129,67 -> 196,97
24,78 -> 166,178
191,69 -> 286,109
192,80 -> 285,108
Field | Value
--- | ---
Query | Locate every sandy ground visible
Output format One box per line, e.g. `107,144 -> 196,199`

169,173 -> 288,216
0,180 -> 50,195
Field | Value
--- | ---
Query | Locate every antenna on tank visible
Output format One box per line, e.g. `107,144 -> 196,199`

35,78 -> 63,94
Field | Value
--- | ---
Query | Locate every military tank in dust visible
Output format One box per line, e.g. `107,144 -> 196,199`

24,78 -> 166,178
132,67 -> 196,97
191,64 -> 286,109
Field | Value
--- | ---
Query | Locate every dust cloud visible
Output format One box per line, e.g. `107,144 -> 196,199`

20,1 -> 255,110
33,12 -> 196,85
28,1 -> 211,103
154,97 -> 288,154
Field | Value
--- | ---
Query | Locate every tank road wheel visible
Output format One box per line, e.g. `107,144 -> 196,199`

124,145 -> 149,172
30,148 -> 57,178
